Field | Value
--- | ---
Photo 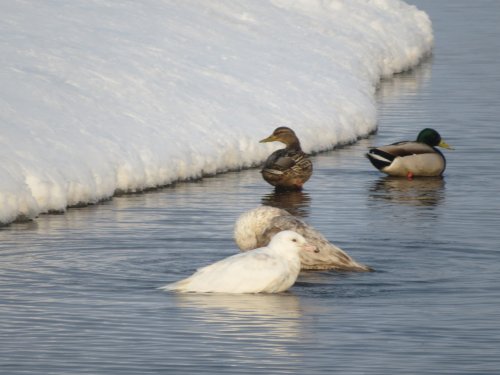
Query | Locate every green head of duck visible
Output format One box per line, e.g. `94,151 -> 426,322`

417,128 -> 453,150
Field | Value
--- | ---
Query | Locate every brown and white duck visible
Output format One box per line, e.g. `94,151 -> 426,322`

259,127 -> 313,190
234,206 -> 371,272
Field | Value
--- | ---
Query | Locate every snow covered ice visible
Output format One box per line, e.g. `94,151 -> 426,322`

0,0 -> 433,225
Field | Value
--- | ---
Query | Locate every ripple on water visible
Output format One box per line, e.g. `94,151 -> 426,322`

2,2 -> 500,374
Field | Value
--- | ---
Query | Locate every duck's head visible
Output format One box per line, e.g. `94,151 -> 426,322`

234,206 -> 291,250
260,127 -> 301,148
417,128 -> 453,149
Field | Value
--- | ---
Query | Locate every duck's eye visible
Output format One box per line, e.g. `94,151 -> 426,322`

292,238 -> 297,242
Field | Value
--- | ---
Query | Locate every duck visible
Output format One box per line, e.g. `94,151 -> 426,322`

259,127 -> 313,190
366,128 -> 453,178
234,206 -> 371,271
159,230 -> 317,294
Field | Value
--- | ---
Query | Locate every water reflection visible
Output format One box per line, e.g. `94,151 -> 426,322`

261,190 -> 311,217
172,292 -> 302,319
369,176 -> 445,207
170,293 -> 303,343
376,58 -> 432,102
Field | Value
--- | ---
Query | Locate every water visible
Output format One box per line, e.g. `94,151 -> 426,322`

1,2 -> 500,374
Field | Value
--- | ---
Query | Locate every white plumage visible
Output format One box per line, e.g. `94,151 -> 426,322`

234,206 -> 371,271
160,230 -> 316,294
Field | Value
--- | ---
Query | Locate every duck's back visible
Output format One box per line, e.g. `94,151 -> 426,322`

163,249 -> 299,293
376,141 -> 436,157
262,149 -> 312,188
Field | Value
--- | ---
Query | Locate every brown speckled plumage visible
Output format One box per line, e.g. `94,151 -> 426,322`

260,127 -> 313,190
234,206 -> 371,271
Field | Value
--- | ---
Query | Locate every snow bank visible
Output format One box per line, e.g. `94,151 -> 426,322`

0,0 -> 432,224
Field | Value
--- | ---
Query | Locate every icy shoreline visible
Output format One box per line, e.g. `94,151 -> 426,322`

0,0 -> 433,225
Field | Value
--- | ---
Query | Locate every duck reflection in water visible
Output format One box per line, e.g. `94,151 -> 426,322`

261,189 -> 311,218
171,293 -> 303,337
370,176 -> 445,207
168,293 -> 306,360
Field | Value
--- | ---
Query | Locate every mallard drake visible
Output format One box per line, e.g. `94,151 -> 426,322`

260,127 -> 313,190
366,128 -> 453,178
160,231 -> 316,293
234,206 -> 372,271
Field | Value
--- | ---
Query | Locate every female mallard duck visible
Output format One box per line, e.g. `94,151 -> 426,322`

260,127 -> 313,190
366,128 -> 453,178
234,206 -> 371,271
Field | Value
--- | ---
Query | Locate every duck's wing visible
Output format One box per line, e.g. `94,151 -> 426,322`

262,151 -> 313,190
263,149 -> 297,170
376,141 -> 436,157
367,141 -> 436,171
162,250 -> 292,293
261,216 -> 371,271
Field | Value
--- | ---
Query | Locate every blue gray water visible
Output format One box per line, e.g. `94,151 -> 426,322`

1,2 -> 499,374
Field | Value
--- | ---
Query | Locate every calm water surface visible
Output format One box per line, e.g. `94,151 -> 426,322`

1,2 -> 500,374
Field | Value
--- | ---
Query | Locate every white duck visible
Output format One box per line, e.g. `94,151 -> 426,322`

234,206 -> 371,271
160,230 -> 317,294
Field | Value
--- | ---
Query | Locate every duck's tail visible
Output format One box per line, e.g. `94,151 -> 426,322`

366,149 -> 394,170
158,278 -> 191,292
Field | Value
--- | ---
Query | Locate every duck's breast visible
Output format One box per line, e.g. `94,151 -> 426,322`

384,152 -> 445,176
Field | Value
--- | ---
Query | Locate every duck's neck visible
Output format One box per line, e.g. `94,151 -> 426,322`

285,138 -> 302,152
286,253 -> 301,276
270,246 -> 301,265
